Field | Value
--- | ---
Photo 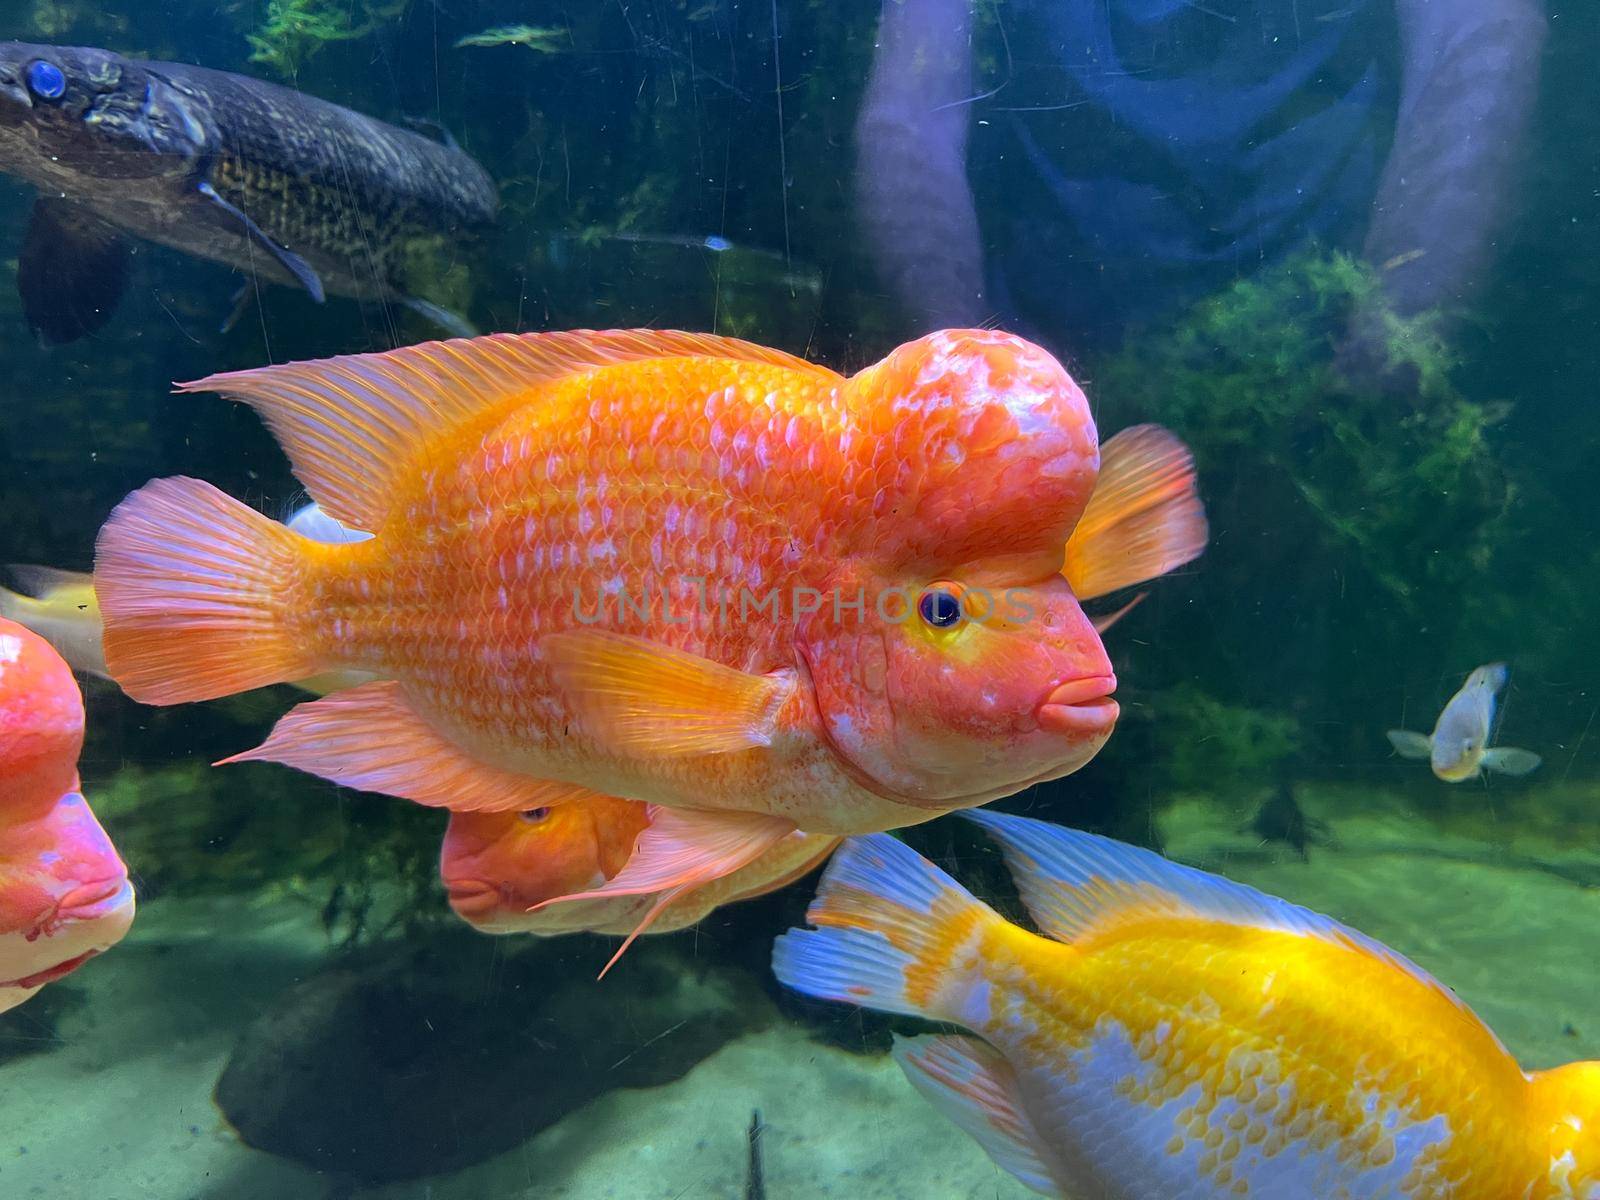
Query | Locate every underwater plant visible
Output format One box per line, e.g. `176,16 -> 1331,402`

1095,252 -> 1513,612
91,758 -> 447,947
1086,252 -> 1518,770
1155,684 -> 1303,796
245,0 -> 410,79
454,25 -> 568,53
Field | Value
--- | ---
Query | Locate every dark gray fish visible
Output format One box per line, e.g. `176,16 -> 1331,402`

0,42 -> 498,343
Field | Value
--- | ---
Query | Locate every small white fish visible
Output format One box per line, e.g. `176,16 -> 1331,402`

1387,662 -> 1541,782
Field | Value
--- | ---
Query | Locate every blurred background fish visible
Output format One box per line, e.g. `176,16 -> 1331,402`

1387,662 -> 1541,782
0,41 -> 496,343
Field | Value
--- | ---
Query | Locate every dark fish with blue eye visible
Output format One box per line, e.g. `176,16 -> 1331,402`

0,42 -> 497,344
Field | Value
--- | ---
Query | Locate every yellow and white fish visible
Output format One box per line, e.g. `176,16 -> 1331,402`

774,810 -> 1599,1199
1387,662 -> 1541,782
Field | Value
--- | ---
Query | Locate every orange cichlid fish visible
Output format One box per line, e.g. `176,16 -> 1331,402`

440,798 -> 838,937
0,617 -> 135,1013
773,811 -> 1600,1200
96,328 -> 1204,911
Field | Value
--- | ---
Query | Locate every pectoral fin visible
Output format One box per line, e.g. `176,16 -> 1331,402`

1063,424 -> 1208,600
542,629 -> 796,756
532,806 -> 796,977
892,1035 -> 1059,1196
403,295 -> 478,338
18,198 -> 132,344
1482,746 -> 1541,776
221,680 -> 592,812
1386,730 -> 1433,760
198,181 -> 325,302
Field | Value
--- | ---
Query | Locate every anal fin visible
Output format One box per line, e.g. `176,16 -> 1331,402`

19,198 -> 132,344
892,1034 -> 1060,1196
220,680 -> 588,812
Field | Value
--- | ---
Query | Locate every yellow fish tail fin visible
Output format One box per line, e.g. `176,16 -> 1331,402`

892,1034 -> 1058,1195
1063,423 -> 1208,601
772,833 -> 1001,1027
96,477 -> 319,704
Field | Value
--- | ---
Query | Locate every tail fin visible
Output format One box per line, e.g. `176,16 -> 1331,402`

771,833 -> 1001,1027
95,477 -> 319,703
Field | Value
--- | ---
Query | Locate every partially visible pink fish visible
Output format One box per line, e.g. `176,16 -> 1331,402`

440,798 -> 839,938
0,617 -> 134,1013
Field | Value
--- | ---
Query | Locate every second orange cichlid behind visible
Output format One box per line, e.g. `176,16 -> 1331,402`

440,798 -> 839,937
95,327 -> 1204,906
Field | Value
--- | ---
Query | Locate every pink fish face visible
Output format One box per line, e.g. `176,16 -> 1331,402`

796,330 -> 1117,806
801,572 -> 1117,806
0,791 -> 135,1013
439,799 -> 648,933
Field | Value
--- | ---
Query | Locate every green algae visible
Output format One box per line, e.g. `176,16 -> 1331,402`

454,25 -> 568,53
246,0 -> 409,79
1095,252 -> 1513,615
91,757 -> 447,946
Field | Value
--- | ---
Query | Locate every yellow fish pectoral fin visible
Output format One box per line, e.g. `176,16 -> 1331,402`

1062,423 -> 1208,602
529,805 -> 795,978
219,680 -> 592,813
542,629 -> 797,756
892,1034 -> 1062,1197
1386,729 -> 1433,760
176,330 -> 838,532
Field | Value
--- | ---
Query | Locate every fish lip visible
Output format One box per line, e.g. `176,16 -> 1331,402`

55,877 -> 133,921
1,948 -> 98,991
1037,674 -> 1119,736
445,880 -> 503,919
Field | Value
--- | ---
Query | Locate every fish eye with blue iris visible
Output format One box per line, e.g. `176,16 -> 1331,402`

0,1 -> 1596,1196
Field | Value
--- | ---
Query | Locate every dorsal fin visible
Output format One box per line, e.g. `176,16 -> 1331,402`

177,330 -> 837,530
962,808 -> 1506,1048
